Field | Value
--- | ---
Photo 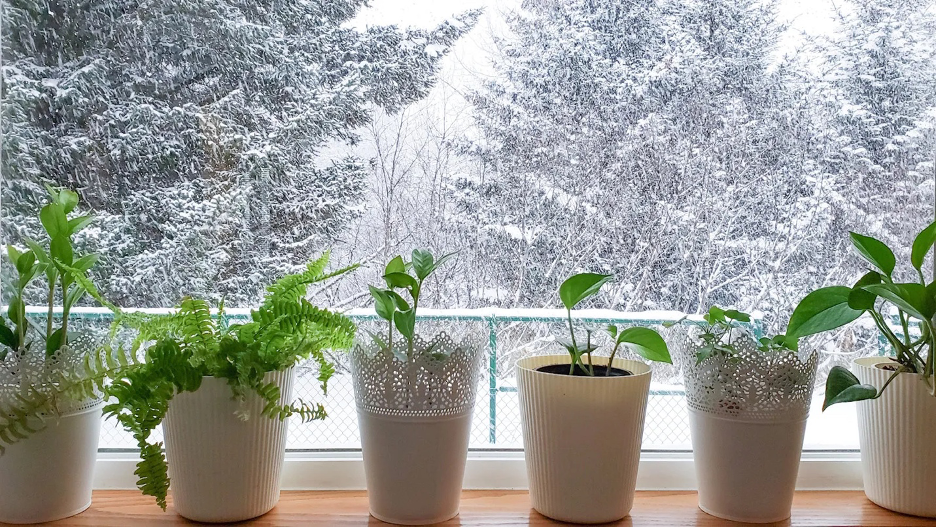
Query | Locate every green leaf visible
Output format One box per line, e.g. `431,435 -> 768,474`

15,251 -> 35,275
823,366 -> 878,410
72,253 -> 100,272
704,306 -> 726,324
366,330 -> 388,350
848,271 -> 882,310
616,327 -> 671,364
7,298 -> 25,328
787,286 -> 863,339
911,221 -> 936,272
0,320 -> 18,350
386,290 -> 411,312
606,324 -> 618,339
393,309 -> 415,340
368,286 -> 396,322
46,328 -> 65,357
862,283 -> 935,321
723,309 -> 751,322
849,232 -> 896,277
50,235 -> 73,266
383,271 -> 417,290
411,249 -> 434,281
6,245 -> 22,266
58,189 -> 79,214
40,203 -> 68,238
67,215 -> 94,235
558,273 -> 613,310
385,256 -> 406,275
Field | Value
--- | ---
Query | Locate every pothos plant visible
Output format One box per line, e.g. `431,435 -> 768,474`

366,249 -> 455,359
786,221 -> 936,409
556,273 -> 671,375
103,250 -> 358,509
0,187 -> 138,455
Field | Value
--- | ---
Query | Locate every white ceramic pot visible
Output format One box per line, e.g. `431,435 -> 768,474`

517,355 -> 651,524
855,356 -> 936,518
351,333 -> 483,525
0,401 -> 103,524
690,410 -> 807,523
163,368 -> 295,523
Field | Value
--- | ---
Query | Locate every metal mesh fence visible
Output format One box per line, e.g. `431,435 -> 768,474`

87,309 -> 708,451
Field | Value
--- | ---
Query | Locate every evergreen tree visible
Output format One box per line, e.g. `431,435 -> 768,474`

2,0 -> 480,306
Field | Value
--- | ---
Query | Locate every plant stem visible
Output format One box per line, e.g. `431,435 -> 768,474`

606,342 -> 621,376
586,331 -> 594,376
46,281 -> 54,339
567,309 -> 578,375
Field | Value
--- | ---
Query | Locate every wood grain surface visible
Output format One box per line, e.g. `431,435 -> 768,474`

6,490 -> 936,527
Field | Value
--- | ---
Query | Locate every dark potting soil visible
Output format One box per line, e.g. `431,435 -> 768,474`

535,364 -> 632,377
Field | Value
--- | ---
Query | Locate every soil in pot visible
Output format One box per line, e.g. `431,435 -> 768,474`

535,364 -> 632,376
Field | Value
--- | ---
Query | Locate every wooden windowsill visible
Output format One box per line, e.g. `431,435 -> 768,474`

9,490 -> 936,527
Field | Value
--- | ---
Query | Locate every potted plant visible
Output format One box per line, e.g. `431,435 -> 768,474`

350,249 -> 484,525
678,306 -> 817,523
0,187 -> 135,523
786,221 -> 936,517
516,273 -> 671,524
104,251 -> 358,522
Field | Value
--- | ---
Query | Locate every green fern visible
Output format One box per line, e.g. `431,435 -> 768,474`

105,252 -> 358,509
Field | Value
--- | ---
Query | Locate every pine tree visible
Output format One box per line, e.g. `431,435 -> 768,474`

2,0 -> 480,306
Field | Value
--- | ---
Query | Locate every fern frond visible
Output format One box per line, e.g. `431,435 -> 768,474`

135,441 -> 170,510
0,387 -> 50,455
260,251 -> 359,310
174,298 -> 218,360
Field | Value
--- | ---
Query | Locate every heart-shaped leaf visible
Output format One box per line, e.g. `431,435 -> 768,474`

617,327 -> 671,364
862,283 -> 935,321
848,271 -> 881,310
788,286 -> 863,339
559,273 -> 613,310
823,366 -> 878,410
911,221 -> 936,272
850,232 -> 896,277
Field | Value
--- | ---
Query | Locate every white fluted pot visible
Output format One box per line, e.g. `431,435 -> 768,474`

681,337 -> 818,523
855,356 -> 936,518
351,333 -> 483,525
518,355 -> 651,524
0,401 -> 102,524
163,368 -> 295,523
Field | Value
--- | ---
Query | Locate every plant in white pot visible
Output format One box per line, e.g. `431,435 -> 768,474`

104,251 -> 357,522
0,187 -> 137,524
678,306 -> 817,523
517,273 -> 672,524
350,249 -> 484,525
786,221 -> 936,518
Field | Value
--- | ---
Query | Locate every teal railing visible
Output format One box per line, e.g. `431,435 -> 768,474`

24,306 -> 764,445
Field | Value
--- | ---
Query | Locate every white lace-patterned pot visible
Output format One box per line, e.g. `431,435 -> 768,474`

0,399 -> 103,524
350,332 -> 483,525
681,335 -> 817,523
163,368 -> 295,522
854,356 -> 936,518
517,354 -> 651,524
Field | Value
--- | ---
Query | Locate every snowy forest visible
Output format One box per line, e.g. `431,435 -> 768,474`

3,0 -> 936,337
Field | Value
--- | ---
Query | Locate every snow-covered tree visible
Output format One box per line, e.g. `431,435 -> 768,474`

2,0 -> 480,306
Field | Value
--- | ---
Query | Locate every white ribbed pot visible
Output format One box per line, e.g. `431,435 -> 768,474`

681,336 -> 817,523
517,355 -> 651,524
855,356 -> 936,518
350,333 -> 483,525
0,401 -> 103,524
162,368 -> 295,523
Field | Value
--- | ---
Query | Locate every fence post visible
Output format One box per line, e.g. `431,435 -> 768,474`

488,315 -> 498,445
